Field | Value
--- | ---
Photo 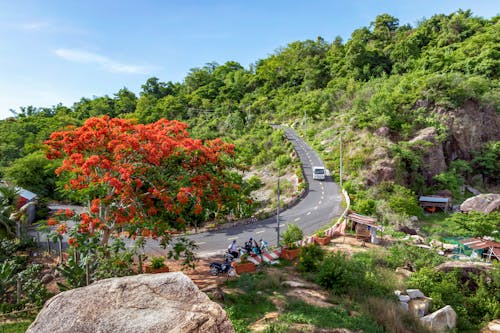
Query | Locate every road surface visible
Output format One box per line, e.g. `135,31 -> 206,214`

144,126 -> 343,257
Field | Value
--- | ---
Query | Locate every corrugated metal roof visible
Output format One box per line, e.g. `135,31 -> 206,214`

346,212 -> 382,229
419,196 -> 450,203
16,187 -> 37,201
460,237 -> 500,250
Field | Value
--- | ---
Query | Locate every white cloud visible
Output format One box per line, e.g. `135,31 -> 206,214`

19,21 -> 51,30
54,48 -> 154,74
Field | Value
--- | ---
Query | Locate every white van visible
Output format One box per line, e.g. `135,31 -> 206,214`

312,166 -> 326,180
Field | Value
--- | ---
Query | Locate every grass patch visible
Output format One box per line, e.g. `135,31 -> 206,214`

225,292 -> 276,333
280,299 -> 384,332
0,320 -> 33,332
419,212 -> 462,238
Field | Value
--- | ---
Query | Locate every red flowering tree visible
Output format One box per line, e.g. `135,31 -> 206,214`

45,116 -> 243,262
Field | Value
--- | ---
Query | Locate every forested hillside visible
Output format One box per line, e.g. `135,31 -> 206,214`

1,10 -> 499,222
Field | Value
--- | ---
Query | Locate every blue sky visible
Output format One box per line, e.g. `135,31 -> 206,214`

0,1 -> 498,119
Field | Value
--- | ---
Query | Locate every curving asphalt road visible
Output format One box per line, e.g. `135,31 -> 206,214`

144,126 -> 343,257
37,127 -> 343,258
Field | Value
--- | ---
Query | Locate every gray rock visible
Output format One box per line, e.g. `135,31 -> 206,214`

400,301 -> 409,311
420,305 -> 457,332
408,297 -> 432,317
399,295 -> 410,302
407,289 -> 425,299
27,272 -> 234,333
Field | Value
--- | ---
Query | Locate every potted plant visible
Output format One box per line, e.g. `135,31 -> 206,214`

280,224 -> 303,260
233,253 -> 256,274
145,255 -> 169,273
315,230 -> 331,245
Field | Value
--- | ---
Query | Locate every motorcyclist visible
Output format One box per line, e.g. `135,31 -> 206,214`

252,239 -> 262,256
260,239 -> 269,252
227,239 -> 239,258
244,237 -> 253,254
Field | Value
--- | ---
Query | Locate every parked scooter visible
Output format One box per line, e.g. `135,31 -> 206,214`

209,253 -> 236,276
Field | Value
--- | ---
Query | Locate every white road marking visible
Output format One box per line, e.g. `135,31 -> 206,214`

196,242 -> 206,245
280,224 -> 286,227
314,206 -> 318,210
256,230 -> 265,234
319,201 -> 322,205
321,196 -> 324,200
228,236 -> 239,240
322,191 -> 325,195
306,212 -> 311,216
294,217 -> 301,222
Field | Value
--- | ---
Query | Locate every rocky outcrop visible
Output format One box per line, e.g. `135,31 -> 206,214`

460,193 -> 500,213
364,158 -> 396,186
409,127 -> 447,183
436,100 -> 500,162
27,272 -> 234,333
420,305 -> 457,332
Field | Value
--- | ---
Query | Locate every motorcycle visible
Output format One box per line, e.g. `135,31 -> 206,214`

209,253 -> 236,277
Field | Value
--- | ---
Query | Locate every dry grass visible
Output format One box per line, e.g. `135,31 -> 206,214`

361,297 -> 432,333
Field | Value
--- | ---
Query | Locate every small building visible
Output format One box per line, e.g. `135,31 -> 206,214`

419,196 -> 451,213
346,212 -> 383,243
459,238 -> 500,261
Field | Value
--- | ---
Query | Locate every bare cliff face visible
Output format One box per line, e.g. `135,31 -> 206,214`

436,100 -> 500,162
365,100 -> 499,187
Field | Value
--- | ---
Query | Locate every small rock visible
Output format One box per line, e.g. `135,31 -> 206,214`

407,289 -> 425,299
396,267 -> 413,277
281,280 -> 308,288
349,310 -> 361,317
408,298 -> 432,317
399,295 -> 410,302
40,274 -> 54,284
400,301 -> 409,311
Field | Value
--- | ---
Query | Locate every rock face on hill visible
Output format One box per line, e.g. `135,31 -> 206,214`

26,272 -> 234,333
409,127 -> 447,183
437,100 -> 500,162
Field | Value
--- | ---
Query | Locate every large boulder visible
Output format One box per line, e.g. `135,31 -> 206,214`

460,193 -> 500,213
420,305 -> 457,332
27,272 -> 234,333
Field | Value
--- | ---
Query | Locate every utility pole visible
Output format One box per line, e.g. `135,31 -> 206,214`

339,134 -> 343,189
276,166 -> 281,247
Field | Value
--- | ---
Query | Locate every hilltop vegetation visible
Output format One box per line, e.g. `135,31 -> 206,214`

1,10 -> 498,215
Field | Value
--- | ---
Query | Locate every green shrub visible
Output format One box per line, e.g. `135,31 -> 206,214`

316,252 -> 363,294
150,255 -> 166,269
386,243 -> 445,271
281,224 -> 303,248
297,244 -> 324,273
